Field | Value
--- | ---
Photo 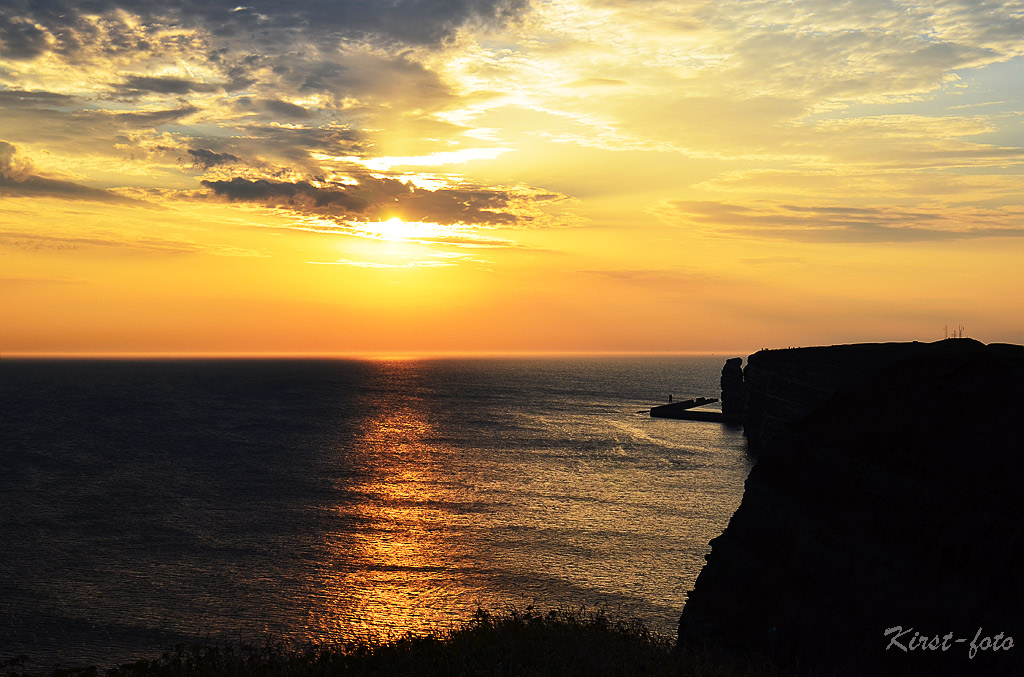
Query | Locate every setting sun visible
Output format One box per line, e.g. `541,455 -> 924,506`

368,217 -> 441,243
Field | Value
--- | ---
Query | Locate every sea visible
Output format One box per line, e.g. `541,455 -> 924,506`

0,356 -> 753,670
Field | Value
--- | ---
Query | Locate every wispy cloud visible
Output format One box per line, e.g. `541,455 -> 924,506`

0,274 -> 91,285
578,267 -> 725,288
307,257 -> 457,268
0,230 -> 264,256
664,200 -> 1024,243
0,140 -> 150,205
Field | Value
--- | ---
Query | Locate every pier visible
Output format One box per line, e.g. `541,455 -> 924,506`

649,397 -> 741,423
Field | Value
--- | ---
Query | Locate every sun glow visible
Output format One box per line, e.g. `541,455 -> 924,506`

361,217 -> 450,242
336,148 -> 511,171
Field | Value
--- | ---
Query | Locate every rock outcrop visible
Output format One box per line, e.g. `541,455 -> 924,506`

680,339 -> 1024,676
720,357 -> 745,417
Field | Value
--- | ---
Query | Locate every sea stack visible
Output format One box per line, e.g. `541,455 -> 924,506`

719,357 -> 744,417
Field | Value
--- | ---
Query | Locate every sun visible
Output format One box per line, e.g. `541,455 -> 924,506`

373,217 -> 417,241
362,217 -> 457,243
346,216 -> 482,247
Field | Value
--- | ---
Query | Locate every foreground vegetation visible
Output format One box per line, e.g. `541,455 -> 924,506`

3,608 -> 782,677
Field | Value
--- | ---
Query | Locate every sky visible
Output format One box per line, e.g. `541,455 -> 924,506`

2,0 -> 1022,355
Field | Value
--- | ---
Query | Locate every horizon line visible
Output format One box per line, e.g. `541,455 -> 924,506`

1,349 -> 759,360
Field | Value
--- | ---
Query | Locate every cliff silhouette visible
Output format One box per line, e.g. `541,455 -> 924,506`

680,339 -> 1024,676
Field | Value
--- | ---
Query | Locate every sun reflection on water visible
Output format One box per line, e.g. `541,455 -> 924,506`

305,362 -> 479,640
289,358 -> 752,645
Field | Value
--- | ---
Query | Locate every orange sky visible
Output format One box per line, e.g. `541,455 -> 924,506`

2,0 -> 1023,355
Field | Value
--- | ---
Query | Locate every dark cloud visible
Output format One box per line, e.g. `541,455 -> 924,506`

298,61 -> 346,93
256,99 -> 313,119
0,0 -> 530,58
187,148 -> 241,168
0,140 -> 148,204
0,89 -> 80,108
118,75 -> 221,96
201,177 -> 368,212
0,173 -> 140,202
0,12 -> 50,59
0,86 -> 365,177
116,105 -> 198,126
200,173 -> 542,226
0,97 -> 205,162
0,3 -> 473,175
392,187 -> 518,225
225,123 -> 364,169
286,52 -> 453,101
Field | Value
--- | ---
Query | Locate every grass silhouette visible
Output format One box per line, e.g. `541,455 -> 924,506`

4,607 -> 781,676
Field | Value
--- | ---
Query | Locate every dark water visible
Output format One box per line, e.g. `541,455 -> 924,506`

1,356 -> 752,669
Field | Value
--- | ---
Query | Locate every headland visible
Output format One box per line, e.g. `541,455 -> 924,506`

680,338 -> 1024,675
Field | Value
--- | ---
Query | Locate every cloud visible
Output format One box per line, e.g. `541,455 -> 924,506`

115,105 -> 199,127
201,177 -> 368,212
0,0 -> 531,59
0,230 -> 263,256
199,172 -> 559,227
248,218 -> 524,249
231,97 -> 316,120
211,123 -> 363,171
0,13 -> 50,60
434,0 -> 1024,162
0,89 -> 79,108
255,99 -> 313,120
740,256 -> 806,266
387,186 -> 519,225
568,78 -> 628,88
578,268 -> 724,288
0,274 -> 90,285
0,2 -> 519,168
0,230 -> 192,252
0,140 -> 149,205
0,94 -> 201,160
398,233 -> 521,249
186,148 -> 241,169
711,0 -> 1024,100
666,200 -> 1024,243
3,0 -> 1020,257
117,75 -> 222,97
308,257 -> 457,268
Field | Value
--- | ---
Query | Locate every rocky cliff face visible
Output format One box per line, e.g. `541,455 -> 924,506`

682,340 -> 1024,676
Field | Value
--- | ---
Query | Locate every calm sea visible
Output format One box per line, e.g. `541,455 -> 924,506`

1,356 -> 752,669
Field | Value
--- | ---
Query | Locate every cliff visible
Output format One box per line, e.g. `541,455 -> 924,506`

681,339 -> 1024,676
739,339 -> 1018,456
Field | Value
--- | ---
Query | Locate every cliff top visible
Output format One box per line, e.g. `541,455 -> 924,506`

746,337 -> 1021,371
